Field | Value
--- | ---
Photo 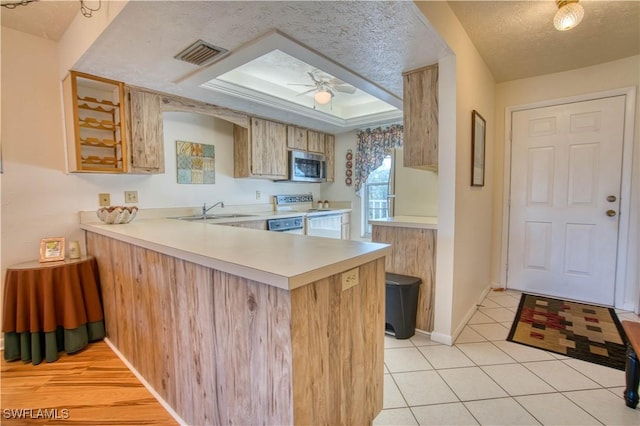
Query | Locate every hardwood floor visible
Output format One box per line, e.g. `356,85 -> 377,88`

1,341 -> 177,425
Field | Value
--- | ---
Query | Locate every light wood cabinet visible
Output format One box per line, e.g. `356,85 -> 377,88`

63,71 -> 128,173
234,117 -> 287,179
402,64 -> 438,171
307,130 -> 325,153
324,134 -> 335,182
287,126 -> 307,151
372,225 -> 436,332
220,219 -> 267,230
126,87 -> 164,174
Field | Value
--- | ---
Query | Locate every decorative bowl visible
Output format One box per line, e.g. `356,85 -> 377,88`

97,206 -> 138,224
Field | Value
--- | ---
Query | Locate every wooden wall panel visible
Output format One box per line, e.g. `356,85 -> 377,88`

291,258 -> 385,424
372,226 -> 436,331
86,231 -> 383,425
86,232 -> 295,425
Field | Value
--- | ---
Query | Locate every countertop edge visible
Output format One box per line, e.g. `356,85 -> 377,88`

81,221 -> 390,291
369,216 -> 438,230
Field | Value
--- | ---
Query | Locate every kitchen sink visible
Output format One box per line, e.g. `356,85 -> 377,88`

175,214 -> 257,221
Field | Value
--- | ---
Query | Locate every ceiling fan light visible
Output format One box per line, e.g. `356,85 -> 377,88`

554,1 -> 584,31
314,90 -> 332,105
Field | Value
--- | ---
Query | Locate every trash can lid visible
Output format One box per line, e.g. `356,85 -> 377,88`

385,272 -> 422,287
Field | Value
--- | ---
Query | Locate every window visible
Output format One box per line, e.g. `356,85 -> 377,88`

362,155 -> 391,237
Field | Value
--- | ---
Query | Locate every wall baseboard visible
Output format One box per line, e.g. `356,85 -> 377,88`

103,338 -> 186,426
430,331 -> 453,345
449,284 -> 493,345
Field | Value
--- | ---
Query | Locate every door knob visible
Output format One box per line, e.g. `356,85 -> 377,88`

606,210 -> 617,217
607,195 -> 617,202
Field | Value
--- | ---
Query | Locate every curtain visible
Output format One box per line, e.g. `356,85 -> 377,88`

354,124 -> 403,194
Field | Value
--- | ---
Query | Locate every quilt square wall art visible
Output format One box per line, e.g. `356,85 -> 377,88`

176,140 -> 215,184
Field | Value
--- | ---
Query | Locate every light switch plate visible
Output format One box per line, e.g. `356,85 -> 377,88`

98,193 -> 111,207
341,268 -> 359,291
124,190 -> 138,203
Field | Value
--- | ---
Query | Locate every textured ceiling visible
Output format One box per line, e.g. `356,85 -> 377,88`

448,0 -> 640,82
2,1 -> 639,130
69,1 -> 449,133
0,0 -> 78,41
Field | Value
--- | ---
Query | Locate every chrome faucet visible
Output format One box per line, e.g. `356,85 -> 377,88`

202,201 -> 224,217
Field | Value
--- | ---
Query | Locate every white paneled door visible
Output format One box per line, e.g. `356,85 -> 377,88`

507,96 -> 626,305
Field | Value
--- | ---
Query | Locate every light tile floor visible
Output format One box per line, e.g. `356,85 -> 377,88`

374,289 -> 640,425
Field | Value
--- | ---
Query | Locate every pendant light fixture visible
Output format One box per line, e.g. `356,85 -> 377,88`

314,89 -> 332,105
554,0 -> 584,31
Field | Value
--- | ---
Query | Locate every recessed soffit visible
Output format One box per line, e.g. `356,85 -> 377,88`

178,30 -> 402,128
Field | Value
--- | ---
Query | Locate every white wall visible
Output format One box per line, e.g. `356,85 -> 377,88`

417,2 -> 497,343
493,56 -> 640,311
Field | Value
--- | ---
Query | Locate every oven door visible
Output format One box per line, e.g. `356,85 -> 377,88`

267,217 -> 305,234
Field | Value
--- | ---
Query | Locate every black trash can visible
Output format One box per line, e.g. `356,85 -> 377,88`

385,272 -> 422,339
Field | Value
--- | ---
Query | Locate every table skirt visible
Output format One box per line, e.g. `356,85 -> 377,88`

3,320 -> 105,365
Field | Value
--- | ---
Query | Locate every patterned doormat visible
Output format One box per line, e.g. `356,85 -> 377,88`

507,293 -> 628,370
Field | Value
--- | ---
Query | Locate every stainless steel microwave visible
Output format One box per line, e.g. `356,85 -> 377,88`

289,150 -> 326,182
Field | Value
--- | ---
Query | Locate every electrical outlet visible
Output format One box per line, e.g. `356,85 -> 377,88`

341,268 -> 359,291
255,190 -> 261,200
124,190 -> 138,203
98,193 -> 111,207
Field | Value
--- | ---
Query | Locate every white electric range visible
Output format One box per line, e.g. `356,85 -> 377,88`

274,194 -> 343,239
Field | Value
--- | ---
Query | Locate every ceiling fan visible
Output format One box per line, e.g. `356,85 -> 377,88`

289,72 -> 357,105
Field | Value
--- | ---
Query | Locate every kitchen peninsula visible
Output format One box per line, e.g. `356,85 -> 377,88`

81,217 -> 390,425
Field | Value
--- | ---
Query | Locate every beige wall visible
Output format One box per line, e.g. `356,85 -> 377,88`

493,56 -> 640,310
416,2 -> 497,342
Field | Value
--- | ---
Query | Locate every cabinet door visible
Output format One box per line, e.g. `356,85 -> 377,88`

251,118 -> 287,178
287,126 -> 307,151
128,89 -> 164,173
324,134 -> 335,182
222,220 -> 267,230
63,71 -> 128,173
307,130 -> 325,153
403,64 -> 438,170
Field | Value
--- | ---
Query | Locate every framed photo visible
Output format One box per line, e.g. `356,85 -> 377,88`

39,237 -> 65,263
471,110 -> 486,187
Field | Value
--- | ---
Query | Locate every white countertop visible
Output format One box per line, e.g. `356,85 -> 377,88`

369,216 -> 438,230
81,218 -> 389,291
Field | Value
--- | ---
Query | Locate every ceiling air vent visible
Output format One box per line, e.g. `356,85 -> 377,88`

174,40 -> 229,66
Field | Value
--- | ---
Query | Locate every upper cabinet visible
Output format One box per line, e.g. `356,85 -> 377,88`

234,117 -> 287,179
324,134 -> 335,182
402,64 -> 438,171
63,71 -> 128,173
307,130 -> 325,153
126,87 -> 164,174
287,126 -> 307,151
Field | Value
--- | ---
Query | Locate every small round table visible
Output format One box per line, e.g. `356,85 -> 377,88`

2,256 -> 105,365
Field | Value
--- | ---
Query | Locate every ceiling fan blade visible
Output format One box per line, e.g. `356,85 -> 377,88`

287,83 -> 316,87
307,71 -> 321,84
295,88 -> 317,96
333,85 -> 357,94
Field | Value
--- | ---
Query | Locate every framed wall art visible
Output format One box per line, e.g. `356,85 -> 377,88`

176,140 -> 216,184
39,237 -> 65,263
471,110 -> 486,187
